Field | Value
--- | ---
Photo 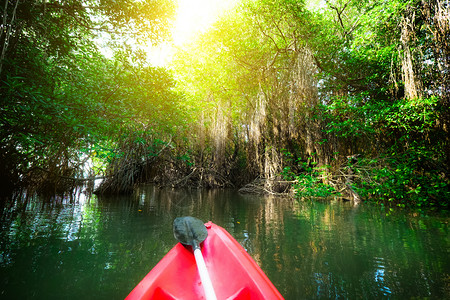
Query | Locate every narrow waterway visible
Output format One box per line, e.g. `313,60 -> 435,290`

0,186 -> 448,299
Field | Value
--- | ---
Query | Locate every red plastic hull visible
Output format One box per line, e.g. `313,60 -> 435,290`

126,222 -> 283,299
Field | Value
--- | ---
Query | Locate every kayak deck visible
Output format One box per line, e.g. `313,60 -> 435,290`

126,221 -> 283,299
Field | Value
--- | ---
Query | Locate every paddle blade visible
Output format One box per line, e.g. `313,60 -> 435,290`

173,216 -> 208,248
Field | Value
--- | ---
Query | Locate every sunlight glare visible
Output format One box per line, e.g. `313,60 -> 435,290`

148,0 -> 237,66
173,0 -> 235,45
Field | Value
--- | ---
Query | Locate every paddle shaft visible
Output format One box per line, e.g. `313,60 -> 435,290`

173,217 -> 217,300
193,246 -> 217,300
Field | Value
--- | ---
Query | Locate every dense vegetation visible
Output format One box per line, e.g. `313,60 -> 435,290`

1,0 -> 449,208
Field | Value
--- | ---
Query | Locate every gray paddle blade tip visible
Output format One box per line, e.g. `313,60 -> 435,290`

173,216 -> 208,247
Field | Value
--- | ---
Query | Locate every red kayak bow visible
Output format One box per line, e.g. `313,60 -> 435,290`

126,221 -> 283,299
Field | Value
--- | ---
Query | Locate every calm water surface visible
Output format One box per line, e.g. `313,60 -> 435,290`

0,186 -> 448,299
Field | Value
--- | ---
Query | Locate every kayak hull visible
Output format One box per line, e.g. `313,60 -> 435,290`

126,222 -> 283,299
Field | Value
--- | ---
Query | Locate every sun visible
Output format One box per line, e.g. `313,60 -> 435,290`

173,0 -> 236,46
148,0 -> 237,66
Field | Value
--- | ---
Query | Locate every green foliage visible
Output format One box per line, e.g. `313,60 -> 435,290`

319,95 -> 442,142
1,0 -> 448,207
317,93 -> 447,207
352,152 -> 449,208
281,152 -> 338,200
292,162 -> 338,199
372,97 -> 441,133
317,96 -> 375,138
169,0 -> 448,207
0,0 -> 178,195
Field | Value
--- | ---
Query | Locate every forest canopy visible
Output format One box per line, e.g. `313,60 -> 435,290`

1,0 -> 449,208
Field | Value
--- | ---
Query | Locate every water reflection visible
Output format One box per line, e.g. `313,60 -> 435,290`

0,186 -> 448,299
373,257 -> 391,296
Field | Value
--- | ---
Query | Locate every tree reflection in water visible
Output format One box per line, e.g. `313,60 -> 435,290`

0,186 -> 448,299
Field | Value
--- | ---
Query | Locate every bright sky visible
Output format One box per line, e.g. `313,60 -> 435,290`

170,0 -> 326,45
174,0 -> 237,45
147,0 -> 326,66
307,0 -> 327,11
148,0 -> 238,66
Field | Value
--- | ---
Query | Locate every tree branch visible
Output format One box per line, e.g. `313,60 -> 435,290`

327,0 -> 351,38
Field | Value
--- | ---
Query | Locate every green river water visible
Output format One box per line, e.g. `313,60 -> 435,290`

0,185 -> 448,299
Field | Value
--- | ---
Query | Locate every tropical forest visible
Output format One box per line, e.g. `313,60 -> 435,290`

0,1 -> 449,299
1,0 -> 448,207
